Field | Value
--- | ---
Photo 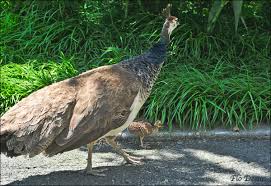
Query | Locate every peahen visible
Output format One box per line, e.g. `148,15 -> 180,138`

0,4 -> 178,176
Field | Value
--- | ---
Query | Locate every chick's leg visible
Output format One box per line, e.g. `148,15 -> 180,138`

85,141 -> 107,176
139,136 -> 150,149
139,136 -> 144,148
105,136 -> 143,165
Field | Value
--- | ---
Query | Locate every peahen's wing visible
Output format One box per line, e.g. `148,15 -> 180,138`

1,65 -> 143,157
45,65 -> 143,155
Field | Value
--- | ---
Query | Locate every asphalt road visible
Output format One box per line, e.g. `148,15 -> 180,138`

0,139 -> 270,185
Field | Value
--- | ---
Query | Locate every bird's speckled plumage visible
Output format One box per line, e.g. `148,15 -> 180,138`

119,51 -> 164,96
128,121 -> 160,136
128,120 -> 163,148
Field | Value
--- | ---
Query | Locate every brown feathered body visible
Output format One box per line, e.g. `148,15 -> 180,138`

0,65 -> 142,157
128,121 -> 159,137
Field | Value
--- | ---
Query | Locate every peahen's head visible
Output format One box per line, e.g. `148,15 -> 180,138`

161,4 -> 179,43
164,16 -> 179,36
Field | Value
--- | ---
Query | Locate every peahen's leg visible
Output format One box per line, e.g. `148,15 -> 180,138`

84,141 -> 107,176
105,136 -> 143,165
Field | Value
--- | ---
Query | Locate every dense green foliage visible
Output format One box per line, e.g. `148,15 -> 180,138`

1,0 -> 270,130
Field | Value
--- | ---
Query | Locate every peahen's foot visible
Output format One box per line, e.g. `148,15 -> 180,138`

125,155 -> 144,165
140,143 -> 151,149
82,167 -> 108,176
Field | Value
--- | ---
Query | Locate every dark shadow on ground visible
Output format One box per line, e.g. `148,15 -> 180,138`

7,139 -> 271,185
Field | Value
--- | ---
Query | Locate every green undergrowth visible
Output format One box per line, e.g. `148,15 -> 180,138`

1,1 -> 270,130
144,63 -> 270,130
0,55 -> 78,114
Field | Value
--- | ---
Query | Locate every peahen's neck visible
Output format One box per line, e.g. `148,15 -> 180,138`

160,20 -> 171,44
145,39 -> 167,65
118,20 -> 172,95
119,40 -> 167,96
144,19 -> 171,65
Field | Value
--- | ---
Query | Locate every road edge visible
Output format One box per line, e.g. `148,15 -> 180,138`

117,127 -> 271,142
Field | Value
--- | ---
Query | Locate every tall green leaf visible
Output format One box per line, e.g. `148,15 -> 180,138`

207,0 -> 229,33
232,0 -> 243,32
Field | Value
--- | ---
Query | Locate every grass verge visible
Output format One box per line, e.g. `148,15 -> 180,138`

1,1 -> 270,130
